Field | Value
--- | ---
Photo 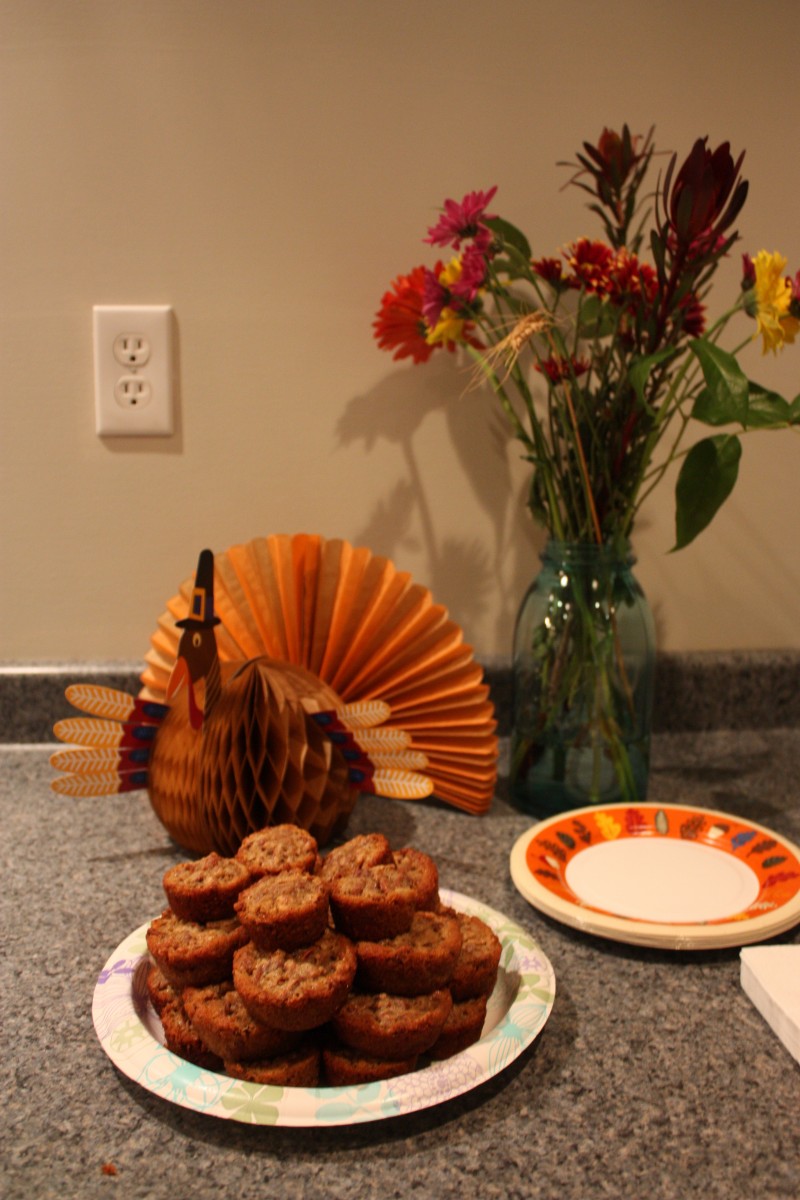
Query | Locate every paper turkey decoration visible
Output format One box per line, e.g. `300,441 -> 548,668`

51,535 -> 498,854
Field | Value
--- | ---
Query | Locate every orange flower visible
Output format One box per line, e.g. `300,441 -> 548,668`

373,266 -> 438,363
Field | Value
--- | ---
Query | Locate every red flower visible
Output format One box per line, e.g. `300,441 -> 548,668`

608,249 -> 658,306
677,293 -> 706,337
532,257 -> 565,285
535,355 -> 590,384
565,238 -> 615,293
373,265 -> 438,363
424,186 -> 498,251
661,138 -> 748,254
586,126 -> 650,196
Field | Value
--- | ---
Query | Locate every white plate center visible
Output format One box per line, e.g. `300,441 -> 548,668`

565,838 -> 761,924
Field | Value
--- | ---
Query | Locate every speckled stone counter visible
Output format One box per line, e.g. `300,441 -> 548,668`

3,649 -> 799,741
2,729 -> 799,1200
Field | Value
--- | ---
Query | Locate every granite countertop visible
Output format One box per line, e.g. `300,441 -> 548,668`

3,723 -> 799,1200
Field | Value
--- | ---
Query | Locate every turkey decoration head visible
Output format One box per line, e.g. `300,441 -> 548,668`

166,549 -> 222,731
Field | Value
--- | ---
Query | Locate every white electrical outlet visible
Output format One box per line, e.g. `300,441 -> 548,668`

113,332 -> 151,368
93,305 -> 174,436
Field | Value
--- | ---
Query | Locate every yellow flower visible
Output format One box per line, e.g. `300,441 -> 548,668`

438,257 -> 463,288
426,306 -> 468,346
752,250 -> 800,354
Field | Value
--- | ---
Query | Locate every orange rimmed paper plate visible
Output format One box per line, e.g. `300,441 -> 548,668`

510,802 -> 800,950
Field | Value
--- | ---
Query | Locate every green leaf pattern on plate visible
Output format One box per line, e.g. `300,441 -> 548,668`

138,1049 -> 226,1110
110,1015 -> 151,1053
219,1081 -> 283,1124
311,1081 -> 402,1124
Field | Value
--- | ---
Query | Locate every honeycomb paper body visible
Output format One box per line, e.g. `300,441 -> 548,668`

148,658 -> 357,854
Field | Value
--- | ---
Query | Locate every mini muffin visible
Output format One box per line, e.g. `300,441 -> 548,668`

448,912 -> 503,1001
322,1038 -> 417,1086
145,909 -> 248,988
319,833 -> 393,882
328,864 -> 415,941
159,998 -> 223,1071
356,910 -> 462,996
392,847 -> 439,911
145,962 -> 179,1016
182,981 -> 302,1062
329,859 -> 437,942
233,929 -> 357,1031
332,989 -> 453,1060
234,871 -> 330,951
224,1042 -> 321,1087
235,825 -> 318,878
427,994 -> 488,1060
162,852 -> 251,922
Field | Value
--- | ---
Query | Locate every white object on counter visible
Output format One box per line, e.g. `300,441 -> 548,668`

740,945 -> 800,1065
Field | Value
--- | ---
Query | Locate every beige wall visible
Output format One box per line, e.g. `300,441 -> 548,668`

3,0 -> 799,664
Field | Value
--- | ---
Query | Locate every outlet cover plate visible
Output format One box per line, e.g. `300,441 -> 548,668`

93,305 -> 174,436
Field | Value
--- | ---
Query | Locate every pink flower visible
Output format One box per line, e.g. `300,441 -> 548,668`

422,266 -> 449,328
422,250 -> 487,327
424,186 -> 498,250
449,245 -> 488,301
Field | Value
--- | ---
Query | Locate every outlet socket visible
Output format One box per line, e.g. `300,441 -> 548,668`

94,305 -> 174,436
113,333 -> 151,368
114,376 -> 153,407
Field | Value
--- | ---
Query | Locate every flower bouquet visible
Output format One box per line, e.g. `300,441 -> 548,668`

374,127 -> 799,814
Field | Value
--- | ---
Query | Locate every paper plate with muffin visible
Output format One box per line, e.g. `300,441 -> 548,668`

92,828 -> 556,1126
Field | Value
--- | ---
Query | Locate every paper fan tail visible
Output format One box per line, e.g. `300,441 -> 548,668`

51,684 -> 167,798
312,705 -> 433,801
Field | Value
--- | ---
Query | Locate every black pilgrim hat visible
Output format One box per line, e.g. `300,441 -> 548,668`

176,548 -> 222,629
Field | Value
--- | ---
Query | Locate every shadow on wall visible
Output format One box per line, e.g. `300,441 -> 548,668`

336,353 -> 542,652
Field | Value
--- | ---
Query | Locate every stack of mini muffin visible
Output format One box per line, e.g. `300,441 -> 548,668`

145,827 -> 502,1086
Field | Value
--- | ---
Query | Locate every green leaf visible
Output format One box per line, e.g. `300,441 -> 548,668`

673,435 -> 742,550
484,216 -> 531,262
490,255 -> 535,283
577,295 -> 618,339
628,348 -> 677,412
743,382 -> 792,428
688,339 -> 750,426
691,386 -> 745,426
790,395 -> 800,423
649,229 -> 666,281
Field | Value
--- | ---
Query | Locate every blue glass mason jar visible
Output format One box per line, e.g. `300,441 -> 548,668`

510,540 -> 656,817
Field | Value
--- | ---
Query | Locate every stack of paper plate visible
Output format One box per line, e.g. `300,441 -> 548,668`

510,802 -> 800,950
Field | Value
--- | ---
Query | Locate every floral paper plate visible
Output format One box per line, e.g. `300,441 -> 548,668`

510,802 -> 800,950
92,889 -> 555,1126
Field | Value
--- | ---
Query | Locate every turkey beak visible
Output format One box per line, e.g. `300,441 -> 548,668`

167,656 -> 204,731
